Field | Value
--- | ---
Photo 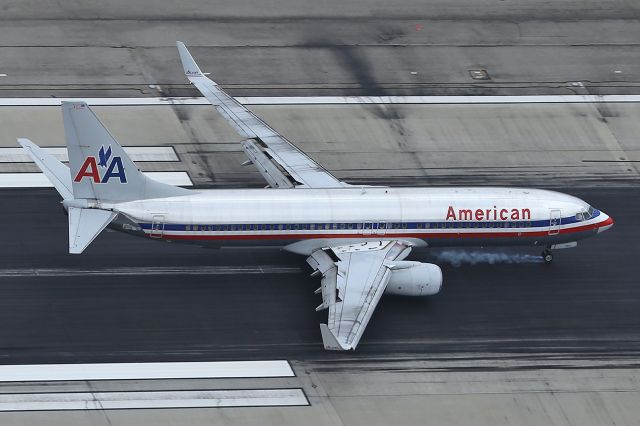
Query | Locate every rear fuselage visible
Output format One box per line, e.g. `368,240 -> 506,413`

105,186 -> 613,254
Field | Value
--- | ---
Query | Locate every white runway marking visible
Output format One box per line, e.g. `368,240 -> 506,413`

0,265 -> 302,277
0,95 -> 638,106
0,361 -> 294,382
0,389 -> 308,411
0,171 -> 192,187
0,146 -> 178,163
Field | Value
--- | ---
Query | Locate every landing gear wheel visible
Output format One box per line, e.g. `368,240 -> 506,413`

542,249 -> 554,263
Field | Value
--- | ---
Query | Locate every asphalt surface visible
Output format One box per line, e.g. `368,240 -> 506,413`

0,186 -> 635,364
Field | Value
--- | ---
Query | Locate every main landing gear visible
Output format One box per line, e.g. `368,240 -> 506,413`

542,248 -> 554,263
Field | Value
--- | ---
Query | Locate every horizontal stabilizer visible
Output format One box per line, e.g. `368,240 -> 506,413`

18,138 -> 73,200
68,207 -> 117,254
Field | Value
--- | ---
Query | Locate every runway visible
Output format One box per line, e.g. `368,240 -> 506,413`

1,0 -> 639,423
0,187 -> 636,364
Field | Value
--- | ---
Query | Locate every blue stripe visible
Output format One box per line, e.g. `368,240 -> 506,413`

140,211 -> 599,232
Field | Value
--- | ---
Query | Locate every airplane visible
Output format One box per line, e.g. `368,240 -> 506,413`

18,42 -> 614,351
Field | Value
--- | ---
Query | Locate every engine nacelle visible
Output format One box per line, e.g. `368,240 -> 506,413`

385,261 -> 443,296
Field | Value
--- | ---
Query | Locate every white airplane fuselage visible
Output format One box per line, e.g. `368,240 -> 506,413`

106,186 -> 613,254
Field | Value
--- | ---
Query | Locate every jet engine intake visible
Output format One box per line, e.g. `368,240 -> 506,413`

385,261 -> 442,296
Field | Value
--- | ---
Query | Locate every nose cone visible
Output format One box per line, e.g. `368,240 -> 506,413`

598,212 -> 614,233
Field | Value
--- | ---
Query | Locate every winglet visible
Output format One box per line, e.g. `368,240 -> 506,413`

176,41 -> 205,78
68,207 -> 117,254
320,324 -> 351,351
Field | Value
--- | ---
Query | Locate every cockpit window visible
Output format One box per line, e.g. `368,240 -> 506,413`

582,206 -> 596,220
575,212 -> 584,221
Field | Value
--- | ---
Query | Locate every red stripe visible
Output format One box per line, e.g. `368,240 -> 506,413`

154,219 -> 610,241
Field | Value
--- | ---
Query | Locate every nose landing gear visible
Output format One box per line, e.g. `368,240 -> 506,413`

542,248 -> 554,263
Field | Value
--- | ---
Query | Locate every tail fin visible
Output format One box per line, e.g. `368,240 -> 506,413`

18,137 -> 119,254
62,101 -> 189,202
19,102 -> 190,254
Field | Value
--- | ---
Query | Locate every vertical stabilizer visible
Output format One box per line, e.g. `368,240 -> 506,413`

62,101 -> 189,202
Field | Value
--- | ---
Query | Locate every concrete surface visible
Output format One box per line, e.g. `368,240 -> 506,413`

0,0 -> 639,96
0,359 -> 637,425
1,102 -> 639,187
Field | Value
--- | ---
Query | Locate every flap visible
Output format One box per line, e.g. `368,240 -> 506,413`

309,241 -> 412,350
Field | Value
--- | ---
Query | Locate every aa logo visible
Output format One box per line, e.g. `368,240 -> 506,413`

73,145 -> 127,183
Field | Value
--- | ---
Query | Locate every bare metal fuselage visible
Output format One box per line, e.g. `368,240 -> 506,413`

106,186 -> 613,255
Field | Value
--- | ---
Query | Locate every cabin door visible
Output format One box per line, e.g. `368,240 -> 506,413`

548,209 -> 561,235
150,214 -> 165,238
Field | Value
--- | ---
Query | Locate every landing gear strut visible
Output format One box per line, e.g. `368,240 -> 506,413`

542,248 -> 554,263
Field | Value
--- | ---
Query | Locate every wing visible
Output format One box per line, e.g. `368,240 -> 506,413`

176,42 -> 345,189
307,241 -> 412,350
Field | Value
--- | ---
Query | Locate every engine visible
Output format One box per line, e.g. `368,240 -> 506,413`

385,261 -> 443,296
